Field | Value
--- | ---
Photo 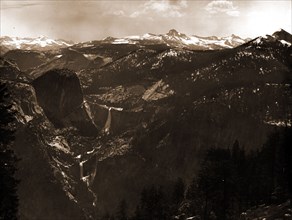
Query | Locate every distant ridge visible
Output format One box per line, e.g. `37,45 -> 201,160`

92,29 -> 249,50
2,29 -> 291,53
0,35 -> 73,51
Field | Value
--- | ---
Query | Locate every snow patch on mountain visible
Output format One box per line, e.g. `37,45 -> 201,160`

107,29 -> 248,50
251,29 -> 292,47
279,39 -> 291,46
47,136 -> 71,154
112,38 -> 133,44
143,79 -> 175,101
264,120 -> 291,127
0,36 -> 73,51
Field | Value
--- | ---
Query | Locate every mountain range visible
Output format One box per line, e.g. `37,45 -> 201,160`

0,28 -> 291,220
1,29 -> 249,53
0,36 -> 73,55
100,29 -> 249,50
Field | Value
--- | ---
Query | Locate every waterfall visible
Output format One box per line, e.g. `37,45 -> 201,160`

79,160 -> 84,180
103,107 -> 112,135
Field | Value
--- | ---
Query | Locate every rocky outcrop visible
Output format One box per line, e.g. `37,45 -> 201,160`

0,57 -> 22,80
14,127 -> 89,220
32,69 -> 98,136
272,29 -> 292,44
0,81 -> 91,219
1,65 -> 97,219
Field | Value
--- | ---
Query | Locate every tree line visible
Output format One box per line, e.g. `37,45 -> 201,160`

102,127 -> 292,220
0,82 -> 19,220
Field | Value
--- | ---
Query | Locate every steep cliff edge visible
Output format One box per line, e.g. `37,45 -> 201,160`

1,61 -> 98,219
32,69 -> 98,136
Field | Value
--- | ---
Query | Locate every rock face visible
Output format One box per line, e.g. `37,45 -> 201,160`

1,61 -> 97,219
14,127 -> 88,220
0,57 -> 22,80
272,29 -> 292,43
32,69 -> 98,136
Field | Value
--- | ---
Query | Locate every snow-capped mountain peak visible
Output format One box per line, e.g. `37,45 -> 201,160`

167,29 -> 186,37
105,29 -> 249,50
272,29 -> 292,45
0,36 -> 74,51
251,29 -> 292,47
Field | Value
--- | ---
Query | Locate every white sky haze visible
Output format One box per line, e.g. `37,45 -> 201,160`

1,0 -> 291,42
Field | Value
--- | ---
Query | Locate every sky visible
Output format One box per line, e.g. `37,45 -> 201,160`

0,0 -> 291,42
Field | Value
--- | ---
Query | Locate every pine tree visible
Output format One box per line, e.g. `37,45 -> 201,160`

170,177 -> 185,217
186,177 -> 203,218
0,82 -> 19,220
116,199 -> 128,220
231,140 -> 247,214
172,177 -> 185,206
196,148 -> 233,220
133,185 -> 168,220
280,127 -> 292,205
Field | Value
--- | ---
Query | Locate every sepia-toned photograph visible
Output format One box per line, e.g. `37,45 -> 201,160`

0,0 -> 291,219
